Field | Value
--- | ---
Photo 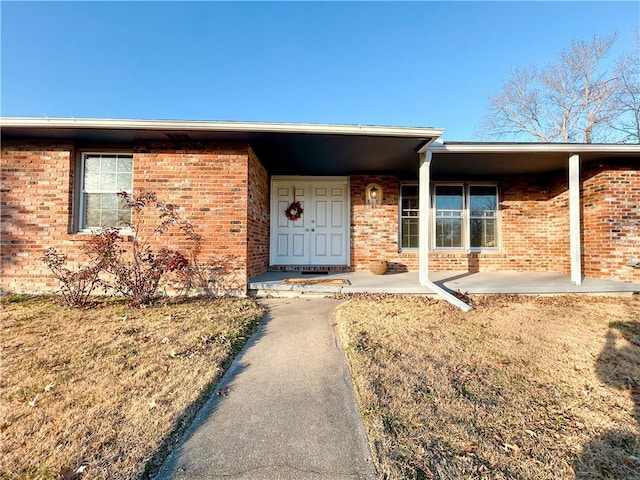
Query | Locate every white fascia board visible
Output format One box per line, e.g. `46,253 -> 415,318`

429,142 -> 640,154
0,117 -> 445,139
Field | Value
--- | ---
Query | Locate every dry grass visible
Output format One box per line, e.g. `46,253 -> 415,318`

336,294 -> 640,480
0,295 -> 265,480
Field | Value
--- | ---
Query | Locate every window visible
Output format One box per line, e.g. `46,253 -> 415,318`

400,185 -> 419,249
469,186 -> 498,248
80,153 -> 133,230
435,185 -> 463,248
434,184 -> 498,250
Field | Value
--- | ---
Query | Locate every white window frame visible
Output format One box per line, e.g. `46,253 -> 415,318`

399,183 -> 419,251
432,182 -> 500,252
76,151 -> 134,233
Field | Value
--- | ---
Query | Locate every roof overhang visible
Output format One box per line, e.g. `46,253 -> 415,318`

3,118 -> 637,178
0,117 -> 445,176
428,141 -> 640,177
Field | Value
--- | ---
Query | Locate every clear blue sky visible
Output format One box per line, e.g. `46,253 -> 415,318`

2,1 -> 638,140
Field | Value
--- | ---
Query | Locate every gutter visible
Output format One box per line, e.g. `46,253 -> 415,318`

0,117 -> 445,139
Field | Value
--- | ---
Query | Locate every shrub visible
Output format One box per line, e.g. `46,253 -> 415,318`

99,192 -> 195,306
41,232 -> 113,306
42,191 -> 197,307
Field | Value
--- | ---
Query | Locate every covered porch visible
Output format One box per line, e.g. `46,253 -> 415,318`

248,270 -> 639,297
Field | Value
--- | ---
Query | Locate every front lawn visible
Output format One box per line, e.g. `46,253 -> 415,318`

0,296 -> 265,480
336,294 -> 639,480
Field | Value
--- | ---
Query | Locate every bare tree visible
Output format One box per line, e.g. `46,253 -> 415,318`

612,33 -> 640,143
481,34 -> 624,143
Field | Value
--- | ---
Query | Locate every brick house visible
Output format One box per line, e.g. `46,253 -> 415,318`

1,118 -> 639,295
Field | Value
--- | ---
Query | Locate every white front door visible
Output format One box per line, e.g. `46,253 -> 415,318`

271,178 -> 349,266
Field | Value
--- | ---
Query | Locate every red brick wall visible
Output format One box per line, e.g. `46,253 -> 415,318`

1,141 -> 77,292
429,173 -> 571,274
1,141 -> 271,294
582,162 -> 640,283
350,175 -> 416,272
349,173 -> 574,275
246,148 -> 270,279
133,143 -> 252,291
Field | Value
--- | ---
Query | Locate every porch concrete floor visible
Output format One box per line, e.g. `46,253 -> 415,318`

248,270 -> 639,296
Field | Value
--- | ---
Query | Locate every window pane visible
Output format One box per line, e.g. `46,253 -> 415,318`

101,210 -> 117,227
401,185 -> 419,215
84,171 -> 100,191
400,185 -> 419,248
101,193 -> 118,210
470,218 -> 497,248
84,194 -> 101,228
401,218 -> 419,249
116,172 -> 133,191
117,209 -> 132,226
435,186 -> 463,211
470,186 -> 497,216
85,193 -> 101,210
84,155 -> 101,174
436,218 -> 462,248
100,173 -> 117,190
101,156 -> 117,172
117,156 -> 132,172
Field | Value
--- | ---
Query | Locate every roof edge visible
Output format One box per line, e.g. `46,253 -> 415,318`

430,141 -> 640,153
0,117 -> 445,138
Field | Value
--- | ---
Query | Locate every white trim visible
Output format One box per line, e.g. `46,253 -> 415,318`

271,175 -> 349,182
569,154 -> 582,285
430,142 -> 640,154
431,182 -> 500,252
0,117 -> 445,139
418,152 -> 431,285
398,182 -> 419,251
78,152 -> 133,232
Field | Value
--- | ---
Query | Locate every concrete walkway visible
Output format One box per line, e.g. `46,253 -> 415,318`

155,298 -> 376,480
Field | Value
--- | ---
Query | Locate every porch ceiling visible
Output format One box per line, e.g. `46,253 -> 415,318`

430,143 -> 640,178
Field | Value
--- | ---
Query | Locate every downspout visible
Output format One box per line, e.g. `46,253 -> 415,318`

418,145 -> 472,312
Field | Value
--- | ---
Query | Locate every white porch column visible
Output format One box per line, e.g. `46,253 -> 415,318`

569,154 -> 582,285
418,151 -> 432,285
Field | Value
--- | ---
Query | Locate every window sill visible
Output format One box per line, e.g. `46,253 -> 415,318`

431,250 -> 506,257
75,228 -> 133,238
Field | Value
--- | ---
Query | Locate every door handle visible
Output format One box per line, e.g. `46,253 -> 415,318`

311,228 -> 315,232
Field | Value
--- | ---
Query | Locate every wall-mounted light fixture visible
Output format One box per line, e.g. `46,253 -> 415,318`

366,183 -> 382,206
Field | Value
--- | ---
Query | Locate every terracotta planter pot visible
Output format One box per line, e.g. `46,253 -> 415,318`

369,260 -> 388,275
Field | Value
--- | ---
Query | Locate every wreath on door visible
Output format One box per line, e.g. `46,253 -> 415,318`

285,201 -> 304,221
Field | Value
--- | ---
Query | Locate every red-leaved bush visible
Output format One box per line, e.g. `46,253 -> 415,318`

42,192 -> 198,307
